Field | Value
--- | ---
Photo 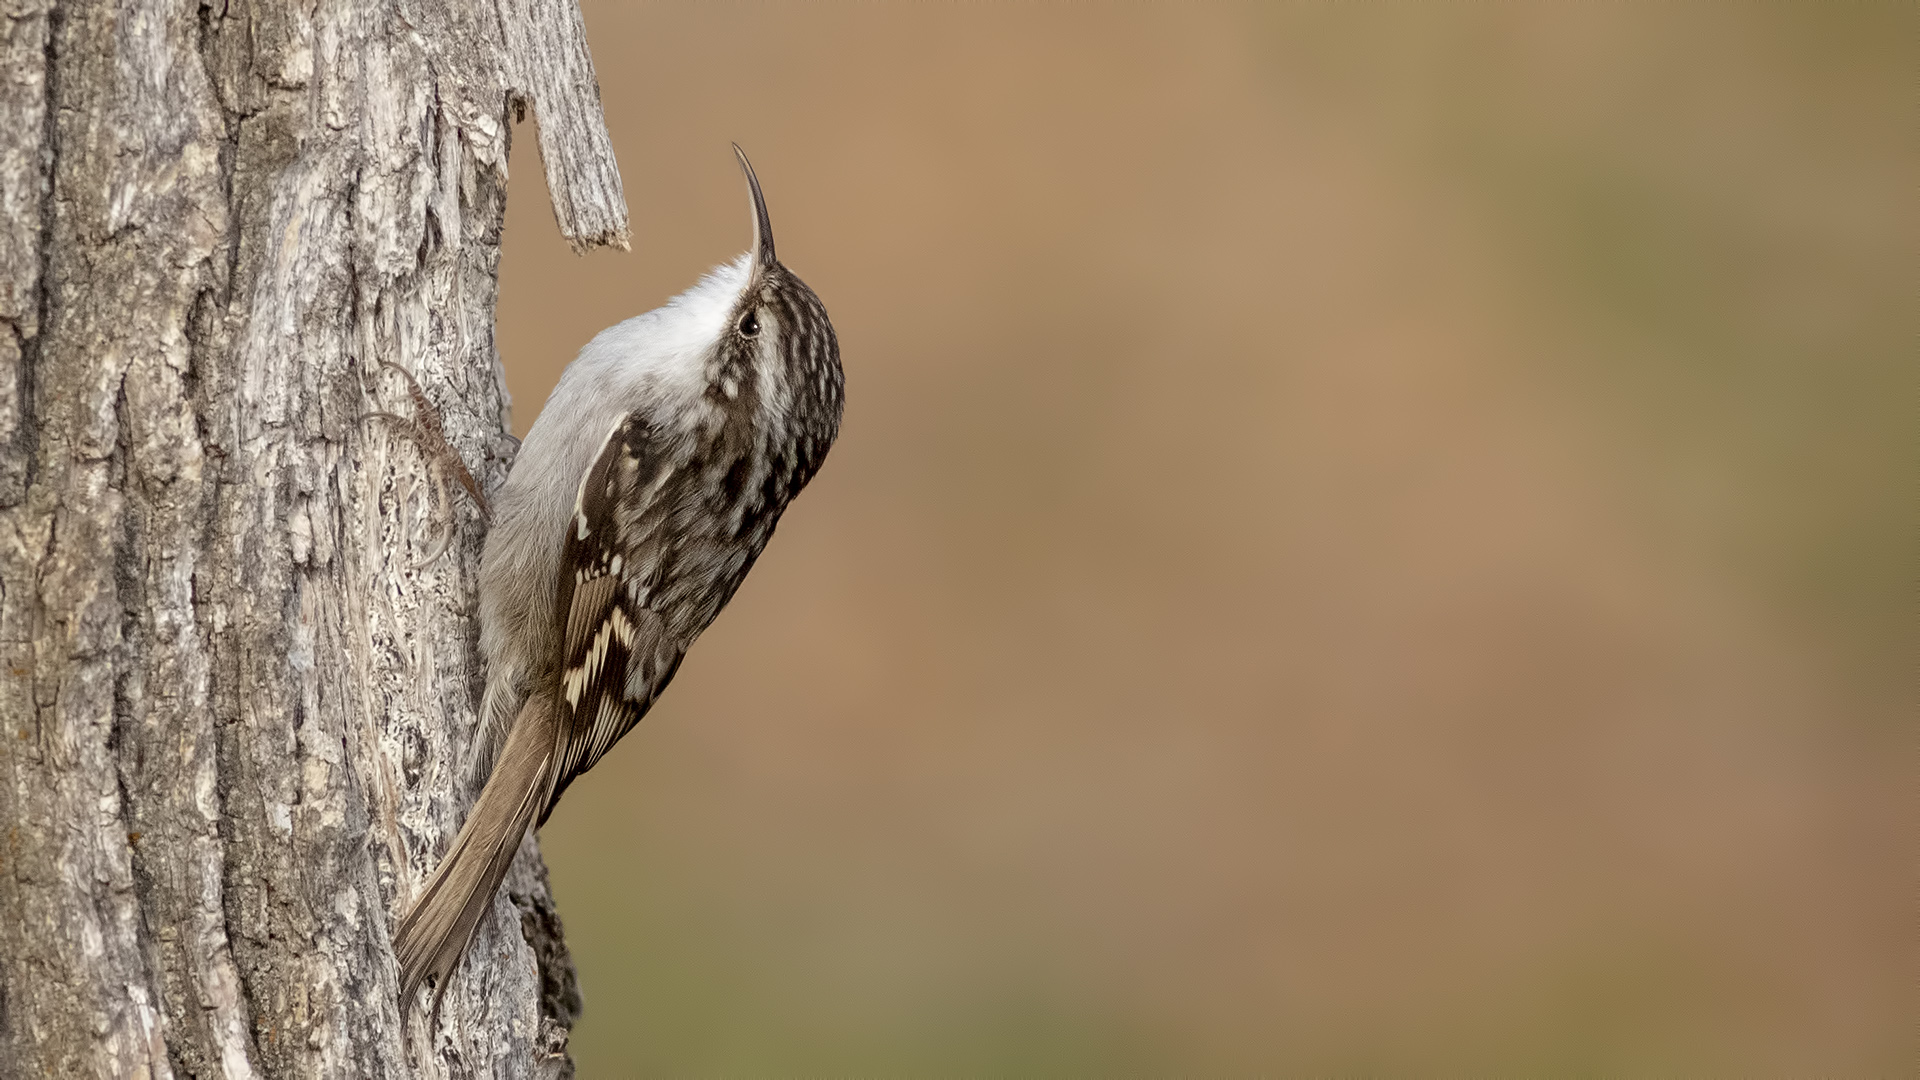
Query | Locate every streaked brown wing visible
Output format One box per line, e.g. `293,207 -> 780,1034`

543,411 -> 684,817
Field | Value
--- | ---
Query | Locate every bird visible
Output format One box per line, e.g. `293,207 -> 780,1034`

393,145 -> 843,1015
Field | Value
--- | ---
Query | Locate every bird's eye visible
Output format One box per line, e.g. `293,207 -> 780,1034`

737,311 -> 760,338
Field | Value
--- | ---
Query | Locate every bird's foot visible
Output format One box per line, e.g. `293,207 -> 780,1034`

364,360 -> 491,568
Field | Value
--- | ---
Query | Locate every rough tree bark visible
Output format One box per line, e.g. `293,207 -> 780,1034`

0,0 -> 627,1076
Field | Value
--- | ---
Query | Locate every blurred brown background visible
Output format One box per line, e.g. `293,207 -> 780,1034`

495,5 -> 1913,1074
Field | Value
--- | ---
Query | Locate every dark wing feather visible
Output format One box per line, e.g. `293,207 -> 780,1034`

543,411 -> 684,818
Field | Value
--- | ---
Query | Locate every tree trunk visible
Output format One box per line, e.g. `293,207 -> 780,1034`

0,0 -> 626,1076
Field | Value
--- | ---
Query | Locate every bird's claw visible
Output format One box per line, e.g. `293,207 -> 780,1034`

363,361 -> 491,568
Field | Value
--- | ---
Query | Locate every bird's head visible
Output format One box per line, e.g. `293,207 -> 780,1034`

702,146 -> 842,439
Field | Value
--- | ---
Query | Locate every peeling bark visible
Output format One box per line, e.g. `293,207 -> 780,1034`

0,0 -> 625,1076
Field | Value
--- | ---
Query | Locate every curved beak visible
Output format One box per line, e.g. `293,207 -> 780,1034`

733,143 -> 775,271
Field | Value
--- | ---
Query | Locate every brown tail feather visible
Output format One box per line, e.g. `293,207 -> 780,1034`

395,694 -> 557,1016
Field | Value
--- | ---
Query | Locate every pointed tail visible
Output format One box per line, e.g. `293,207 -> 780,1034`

395,693 -> 557,1015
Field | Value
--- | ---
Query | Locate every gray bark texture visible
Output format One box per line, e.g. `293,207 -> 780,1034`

0,0 -> 627,1076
